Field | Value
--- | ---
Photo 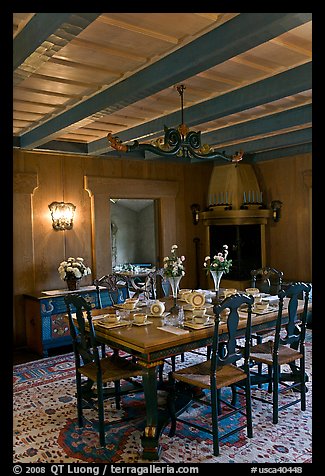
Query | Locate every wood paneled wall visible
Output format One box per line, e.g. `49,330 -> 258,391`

13,149 -> 311,348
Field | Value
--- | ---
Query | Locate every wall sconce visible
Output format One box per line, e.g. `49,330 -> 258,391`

271,200 -> 283,222
190,203 -> 201,225
49,201 -> 76,230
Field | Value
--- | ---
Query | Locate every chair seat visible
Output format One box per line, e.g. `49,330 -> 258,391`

172,360 -> 247,390
79,355 -> 145,382
250,341 -> 303,366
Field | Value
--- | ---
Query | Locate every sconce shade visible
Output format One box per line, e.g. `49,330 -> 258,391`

191,203 -> 201,225
49,201 -> 76,230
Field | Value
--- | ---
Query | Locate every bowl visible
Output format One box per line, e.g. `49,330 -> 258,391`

245,287 -> 260,296
133,313 -> 147,324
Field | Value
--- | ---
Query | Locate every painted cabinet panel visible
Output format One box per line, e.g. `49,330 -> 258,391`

24,286 -> 110,357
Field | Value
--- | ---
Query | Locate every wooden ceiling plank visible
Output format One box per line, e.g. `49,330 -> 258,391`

97,15 -> 179,44
49,56 -> 121,76
71,37 -> 148,62
270,37 -> 312,58
19,13 -> 312,150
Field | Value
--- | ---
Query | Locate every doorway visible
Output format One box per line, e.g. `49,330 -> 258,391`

110,199 -> 157,269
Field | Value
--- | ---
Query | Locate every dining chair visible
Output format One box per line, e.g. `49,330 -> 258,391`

94,274 -> 129,308
64,294 -> 145,447
167,292 -> 254,456
249,267 -> 284,383
94,274 -> 130,358
249,282 -> 311,424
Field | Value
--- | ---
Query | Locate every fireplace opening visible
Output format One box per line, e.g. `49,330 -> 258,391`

209,225 -> 262,281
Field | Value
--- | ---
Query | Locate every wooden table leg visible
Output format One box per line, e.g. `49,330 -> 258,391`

140,363 -> 162,460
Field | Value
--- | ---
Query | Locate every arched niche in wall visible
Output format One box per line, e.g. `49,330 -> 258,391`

84,176 -> 179,278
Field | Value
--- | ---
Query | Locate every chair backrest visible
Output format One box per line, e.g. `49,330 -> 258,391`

212,293 -> 254,373
64,294 -> 100,368
251,266 -> 283,295
274,282 -> 311,354
146,268 -> 165,299
94,274 -> 129,308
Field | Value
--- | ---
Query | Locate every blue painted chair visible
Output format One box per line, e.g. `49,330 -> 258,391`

167,292 -> 254,456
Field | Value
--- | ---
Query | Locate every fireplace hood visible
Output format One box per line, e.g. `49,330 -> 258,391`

200,163 -> 273,226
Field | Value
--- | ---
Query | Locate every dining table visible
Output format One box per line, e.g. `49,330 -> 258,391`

74,293 -> 312,461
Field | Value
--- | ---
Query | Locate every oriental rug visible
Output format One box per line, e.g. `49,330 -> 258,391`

13,331 -> 312,464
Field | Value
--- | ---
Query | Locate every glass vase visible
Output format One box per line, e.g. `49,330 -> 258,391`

210,270 -> 223,293
168,275 -> 182,314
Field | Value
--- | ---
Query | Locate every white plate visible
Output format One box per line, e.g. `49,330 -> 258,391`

96,319 -> 129,329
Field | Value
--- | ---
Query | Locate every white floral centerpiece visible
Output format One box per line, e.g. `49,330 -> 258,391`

58,257 -> 91,290
203,244 -> 232,274
163,244 -> 185,278
203,245 -> 232,292
163,245 -> 185,308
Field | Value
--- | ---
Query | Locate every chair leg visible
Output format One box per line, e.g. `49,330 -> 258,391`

171,355 -> 176,372
210,384 -> 220,456
158,363 -> 164,383
272,365 -> 279,424
167,373 -> 177,437
300,356 -> 306,411
207,345 -> 211,360
97,378 -> 106,447
245,376 -> 253,438
114,380 -> 121,410
181,353 -> 185,362
75,371 -> 84,428
267,365 -> 273,393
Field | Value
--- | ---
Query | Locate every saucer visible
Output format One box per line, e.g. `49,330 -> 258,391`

132,320 -> 153,326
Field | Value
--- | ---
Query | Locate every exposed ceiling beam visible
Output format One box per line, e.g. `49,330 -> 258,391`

251,142 -> 312,162
13,13 -> 101,71
18,12 -> 311,150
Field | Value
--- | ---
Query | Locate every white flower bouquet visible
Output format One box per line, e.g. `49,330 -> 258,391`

58,257 -> 91,281
163,244 -> 185,278
203,244 -> 232,274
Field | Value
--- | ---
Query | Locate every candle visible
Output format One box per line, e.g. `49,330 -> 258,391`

243,191 -> 246,203
252,190 -> 255,203
225,191 -> 228,204
260,191 -> 263,203
248,191 -> 251,203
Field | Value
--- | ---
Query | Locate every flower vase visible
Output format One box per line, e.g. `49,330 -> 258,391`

210,270 -> 223,293
66,277 -> 79,291
168,275 -> 182,314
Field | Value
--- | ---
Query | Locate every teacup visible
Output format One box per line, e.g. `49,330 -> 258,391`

178,289 -> 192,300
123,298 -> 138,310
103,313 -> 120,324
193,315 -> 209,325
224,288 -> 237,298
220,308 -> 230,320
254,294 -> 263,304
133,313 -> 147,324
245,287 -> 260,296
192,307 -> 206,317
254,301 -> 269,312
